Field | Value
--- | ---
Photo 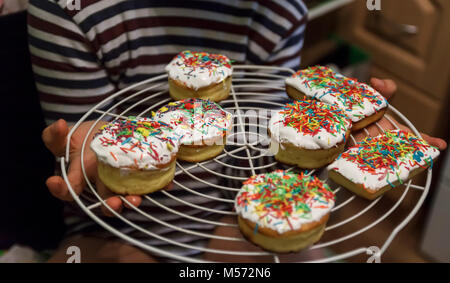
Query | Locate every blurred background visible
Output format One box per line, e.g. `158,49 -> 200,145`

0,0 -> 448,262
300,0 -> 450,262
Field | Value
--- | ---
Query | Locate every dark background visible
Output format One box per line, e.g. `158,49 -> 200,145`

0,11 -> 65,251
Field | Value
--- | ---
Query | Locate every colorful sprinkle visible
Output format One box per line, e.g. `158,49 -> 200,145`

236,170 -> 335,233
278,100 -> 351,137
335,130 -> 438,188
153,98 -> 232,145
91,117 -> 179,169
289,66 -> 388,120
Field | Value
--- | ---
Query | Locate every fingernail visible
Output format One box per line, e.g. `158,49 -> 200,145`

372,78 -> 384,88
124,196 -> 142,208
105,197 -> 122,214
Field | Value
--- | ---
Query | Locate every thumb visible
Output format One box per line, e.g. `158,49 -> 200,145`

371,78 -> 397,100
421,133 -> 448,151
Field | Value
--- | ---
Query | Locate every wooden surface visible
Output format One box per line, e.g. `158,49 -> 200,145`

337,0 -> 450,100
371,65 -> 446,137
309,0 -> 450,262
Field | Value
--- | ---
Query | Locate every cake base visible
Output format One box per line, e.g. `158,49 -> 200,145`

237,215 -> 328,253
286,85 -> 386,132
168,77 -> 231,102
269,129 -> 350,169
328,163 -> 433,200
177,143 -> 225,163
97,160 -> 176,195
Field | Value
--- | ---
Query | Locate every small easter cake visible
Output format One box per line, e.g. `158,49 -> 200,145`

268,100 -> 352,169
235,170 -> 336,253
153,98 -> 233,162
328,130 -> 440,200
165,50 -> 233,102
285,66 -> 388,131
90,117 -> 179,195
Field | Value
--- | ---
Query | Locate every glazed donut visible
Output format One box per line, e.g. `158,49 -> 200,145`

235,170 -> 335,253
285,66 -> 388,131
328,130 -> 440,200
90,117 -> 179,195
268,100 -> 352,169
165,50 -> 232,102
153,98 -> 233,162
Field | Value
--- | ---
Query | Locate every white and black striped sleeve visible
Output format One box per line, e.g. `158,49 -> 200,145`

28,0 -> 116,125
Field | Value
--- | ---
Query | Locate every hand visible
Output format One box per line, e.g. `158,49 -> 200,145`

352,78 -> 447,151
42,119 -> 142,216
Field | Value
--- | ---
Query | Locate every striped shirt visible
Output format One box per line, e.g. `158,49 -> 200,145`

28,0 -> 308,259
28,0 -> 307,124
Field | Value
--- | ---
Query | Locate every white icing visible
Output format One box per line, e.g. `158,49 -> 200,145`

90,117 -> 179,170
235,171 -> 335,234
286,67 -> 388,122
268,102 -> 351,150
153,99 -> 233,146
327,130 -> 440,191
165,50 -> 233,90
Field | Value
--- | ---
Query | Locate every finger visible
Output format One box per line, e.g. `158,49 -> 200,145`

46,176 -> 69,201
45,175 -> 75,201
65,154 -> 87,198
371,78 -> 397,100
382,115 -> 412,133
421,133 -> 448,151
95,180 -> 124,217
124,196 -> 142,209
101,197 -> 123,217
351,130 -> 365,144
80,149 -> 99,182
383,115 -> 446,150
42,119 -> 69,157
365,124 -> 382,137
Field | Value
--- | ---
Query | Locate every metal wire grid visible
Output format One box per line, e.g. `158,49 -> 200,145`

61,65 -> 433,263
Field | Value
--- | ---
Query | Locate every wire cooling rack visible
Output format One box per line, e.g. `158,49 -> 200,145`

61,65 -> 433,263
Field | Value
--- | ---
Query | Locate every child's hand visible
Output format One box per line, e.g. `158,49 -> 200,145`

42,119 -> 142,216
370,78 -> 397,100
352,78 -> 447,151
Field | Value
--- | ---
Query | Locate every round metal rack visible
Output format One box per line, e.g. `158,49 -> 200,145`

61,65 -> 433,263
